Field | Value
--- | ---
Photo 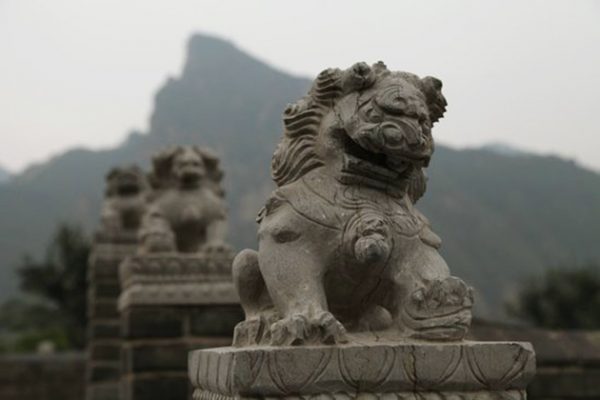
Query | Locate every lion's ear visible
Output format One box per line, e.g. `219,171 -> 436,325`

421,76 -> 447,123
150,146 -> 180,188
198,147 -> 224,184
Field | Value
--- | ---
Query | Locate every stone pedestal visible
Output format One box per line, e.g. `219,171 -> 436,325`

87,231 -> 138,400
119,253 -> 243,400
189,340 -> 535,400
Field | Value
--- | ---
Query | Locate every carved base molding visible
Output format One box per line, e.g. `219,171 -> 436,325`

118,253 -> 238,309
189,341 -> 535,400
118,281 -> 238,309
192,389 -> 526,400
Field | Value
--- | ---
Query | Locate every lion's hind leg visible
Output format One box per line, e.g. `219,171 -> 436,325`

232,249 -> 274,346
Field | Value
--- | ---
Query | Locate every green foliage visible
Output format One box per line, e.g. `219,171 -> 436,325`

0,224 -> 90,352
507,263 -> 600,329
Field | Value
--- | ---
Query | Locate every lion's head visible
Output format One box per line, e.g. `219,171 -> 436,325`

149,145 -> 224,195
105,165 -> 148,198
271,62 -> 446,201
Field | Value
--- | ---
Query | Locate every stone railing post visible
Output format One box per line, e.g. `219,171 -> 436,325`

86,231 -> 138,400
119,253 -> 243,400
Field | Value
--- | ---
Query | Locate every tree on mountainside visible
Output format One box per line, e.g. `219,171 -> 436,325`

0,224 -> 90,352
507,263 -> 600,329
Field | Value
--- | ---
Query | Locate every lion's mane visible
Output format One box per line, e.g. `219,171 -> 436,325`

271,62 -> 447,203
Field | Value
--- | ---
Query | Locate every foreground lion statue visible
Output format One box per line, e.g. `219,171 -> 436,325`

100,165 -> 149,233
233,62 -> 473,346
138,145 -> 229,254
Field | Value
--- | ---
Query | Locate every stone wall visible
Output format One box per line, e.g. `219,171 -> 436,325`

87,233 -> 138,400
470,319 -> 600,399
121,305 -> 242,400
0,352 -> 85,400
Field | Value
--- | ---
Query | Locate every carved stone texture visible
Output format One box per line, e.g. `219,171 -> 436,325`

118,253 -> 238,310
100,165 -> 149,236
232,62 -> 473,347
138,145 -> 231,256
189,340 -> 535,400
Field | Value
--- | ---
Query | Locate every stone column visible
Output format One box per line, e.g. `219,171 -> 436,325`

119,253 -> 243,400
86,165 -> 149,400
87,231 -> 138,400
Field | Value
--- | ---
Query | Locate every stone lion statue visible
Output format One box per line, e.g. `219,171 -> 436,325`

233,62 -> 473,346
100,165 -> 149,232
138,145 -> 230,254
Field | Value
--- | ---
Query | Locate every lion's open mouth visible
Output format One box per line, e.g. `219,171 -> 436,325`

180,170 -> 201,185
118,181 -> 141,196
340,133 -> 413,176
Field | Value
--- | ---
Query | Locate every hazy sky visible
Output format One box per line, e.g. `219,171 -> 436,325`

1,0 -> 599,173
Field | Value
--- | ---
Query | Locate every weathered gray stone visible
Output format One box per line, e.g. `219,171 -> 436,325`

189,340 -> 535,399
189,62 -> 536,400
232,62 -> 472,347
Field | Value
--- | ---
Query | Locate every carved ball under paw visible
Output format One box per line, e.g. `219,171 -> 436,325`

270,311 -> 348,346
402,276 -> 473,341
413,276 -> 474,312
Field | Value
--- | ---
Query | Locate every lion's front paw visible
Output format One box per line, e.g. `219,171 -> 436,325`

233,317 -> 268,347
270,311 -> 348,346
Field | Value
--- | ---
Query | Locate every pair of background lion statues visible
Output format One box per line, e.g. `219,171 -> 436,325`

102,62 -> 474,347
101,145 -> 230,256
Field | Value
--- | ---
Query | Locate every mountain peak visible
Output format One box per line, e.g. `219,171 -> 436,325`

480,142 -> 528,157
183,33 -> 270,81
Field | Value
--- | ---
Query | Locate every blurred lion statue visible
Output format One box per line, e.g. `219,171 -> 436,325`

100,165 -> 149,233
138,145 -> 230,255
